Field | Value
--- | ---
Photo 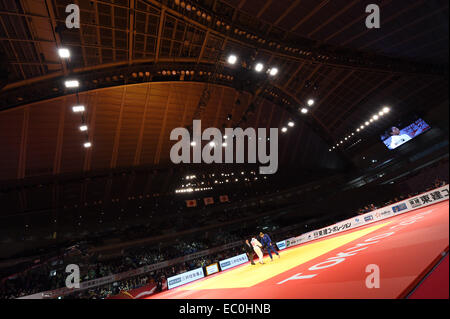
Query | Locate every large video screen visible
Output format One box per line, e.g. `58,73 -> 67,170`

381,118 -> 431,150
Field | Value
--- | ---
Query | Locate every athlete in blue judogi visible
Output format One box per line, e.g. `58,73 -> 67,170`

259,232 -> 280,261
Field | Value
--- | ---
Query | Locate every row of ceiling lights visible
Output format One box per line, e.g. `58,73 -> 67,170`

228,54 -> 316,126
330,106 -> 391,151
177,170 -> 266,193
58,48 -> 92,149
227,54 -> 279,76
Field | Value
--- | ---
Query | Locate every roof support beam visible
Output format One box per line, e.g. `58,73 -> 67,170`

134,83 -> 152,166
53,96 -> 66,174
110,87 -> 127,169
153,85 -> 172,165
128,0 -> 135,64
44,0 -> 68,75
154,8 -> 166,63
256,0 -> 272,18
328,76 -> 394,130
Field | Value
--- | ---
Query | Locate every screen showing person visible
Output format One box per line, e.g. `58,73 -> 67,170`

381,118 -> 431,150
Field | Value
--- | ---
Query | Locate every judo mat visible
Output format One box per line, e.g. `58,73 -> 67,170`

148,201 -> 449,299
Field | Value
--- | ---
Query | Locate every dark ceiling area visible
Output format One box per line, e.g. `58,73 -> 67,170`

0,0 -> 448,247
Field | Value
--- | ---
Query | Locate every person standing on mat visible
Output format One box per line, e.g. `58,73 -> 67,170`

243,239 -> 255,265
251,236 -> 264,264
259,232 -> 280,261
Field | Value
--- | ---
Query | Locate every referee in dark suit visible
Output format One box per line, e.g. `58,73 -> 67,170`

243,239 -> 255,265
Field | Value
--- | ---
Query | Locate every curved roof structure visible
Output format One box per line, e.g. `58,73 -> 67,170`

0,1 -> 448,238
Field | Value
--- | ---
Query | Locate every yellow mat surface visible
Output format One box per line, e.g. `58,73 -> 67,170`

181,221 -> 391,290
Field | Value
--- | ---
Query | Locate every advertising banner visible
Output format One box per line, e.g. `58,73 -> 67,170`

219,253 -> 249,271
167,267 -> 205,290
205,263 -> 219,276
276,240 -> 286,250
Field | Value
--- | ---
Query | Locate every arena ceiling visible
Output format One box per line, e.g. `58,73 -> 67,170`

0,0 -> 448,184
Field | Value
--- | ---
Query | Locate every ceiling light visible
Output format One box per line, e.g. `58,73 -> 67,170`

65,80 -> 79,88
255,63 -> 264,72
288,121 -> 294,127
269,68 -> 278,76
227,55 -> 237,65
281,127 -> 288,133
58,48 -> 70,58
83,142 -> 92,148
72,105 -> 85,113
300,108 -> 308,114
373,115 -> 379,120
307,99 -> 315,106
383,106 -> 390,113
190,141 -> 196,146
79,125 -> 88,131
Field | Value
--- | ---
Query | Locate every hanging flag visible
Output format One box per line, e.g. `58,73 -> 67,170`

203,197 -> 214,205
219,195 -> 229,203
185,199 -> 197,207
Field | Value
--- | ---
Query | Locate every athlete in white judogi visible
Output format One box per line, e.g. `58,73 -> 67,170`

251,237 -> 264,264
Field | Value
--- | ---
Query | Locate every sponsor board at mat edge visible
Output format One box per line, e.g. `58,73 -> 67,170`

219,253 -> 249,271
276,240 -> 287,250
205,263 -> 219,276
275,185 -> 449,249
167,267 -> 205,290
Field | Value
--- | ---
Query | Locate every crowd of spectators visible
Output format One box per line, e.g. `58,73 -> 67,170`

357,177 -> 447,215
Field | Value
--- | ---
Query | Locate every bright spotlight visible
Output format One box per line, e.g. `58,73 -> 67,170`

378,111 -> 384,116
383,106 -> 390,113
360,125 -> 365,129
255,63 -> 264,72
288,121 -> 295,127
307,99 -> 315,106
209,141 -> 216,147
373,115 -> 379,120
300,108 -> 308,114
365,121 -> 370,125
190,141 -> 196,146
83,142 -> 92,148
222,142 -> 227,147
281,127 -> 288,133
72,105 -> 85,113
79,125 -> 88,131
269,68 -> 278,76
58,48 -> 70,58
65,80 -> 79,88
356,128 -> 360,132
227,55 -> 237,65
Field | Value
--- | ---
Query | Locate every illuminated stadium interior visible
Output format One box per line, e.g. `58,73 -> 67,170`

0,0 -> 448,303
